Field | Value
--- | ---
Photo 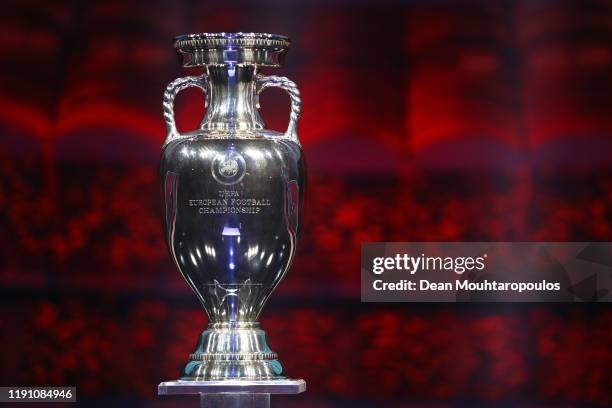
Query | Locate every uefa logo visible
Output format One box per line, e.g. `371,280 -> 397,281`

211,151 -> 247,185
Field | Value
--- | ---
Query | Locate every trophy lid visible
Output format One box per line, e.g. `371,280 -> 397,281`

174,32 -> 291,67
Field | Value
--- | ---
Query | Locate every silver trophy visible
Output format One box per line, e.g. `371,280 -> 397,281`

157,33 -> 306,406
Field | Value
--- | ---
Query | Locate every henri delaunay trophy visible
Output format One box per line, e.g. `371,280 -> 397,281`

157,32 -> 306,406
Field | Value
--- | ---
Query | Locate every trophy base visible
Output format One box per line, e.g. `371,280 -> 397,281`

158,379 -> 306,394
158,379 -> 306,408
181,321 -> 287,381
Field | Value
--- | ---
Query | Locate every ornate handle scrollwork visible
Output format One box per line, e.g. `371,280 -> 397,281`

256,75 -> 302,145
162,75 -> 208,146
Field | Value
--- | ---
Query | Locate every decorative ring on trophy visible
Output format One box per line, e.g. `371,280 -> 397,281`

189,352 -> 279,361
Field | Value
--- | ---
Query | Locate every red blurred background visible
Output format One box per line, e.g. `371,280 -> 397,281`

1,0 -> 611,407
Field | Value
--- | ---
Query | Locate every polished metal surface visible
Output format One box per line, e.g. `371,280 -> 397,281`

175,32 -> 290,67
160,32 -> 306,382
163,66 -> 302,145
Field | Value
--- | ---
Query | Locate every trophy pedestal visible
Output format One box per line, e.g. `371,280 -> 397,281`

182,322 -> 287,380
158,379 -> 306,408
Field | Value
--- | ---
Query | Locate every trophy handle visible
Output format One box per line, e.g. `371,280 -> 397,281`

163,75 -> 208,146
256,75 -> 302,145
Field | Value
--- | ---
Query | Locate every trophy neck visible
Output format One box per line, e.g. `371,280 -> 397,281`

201,65 -> 265,131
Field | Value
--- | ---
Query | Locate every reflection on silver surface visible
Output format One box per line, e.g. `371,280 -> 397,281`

160,33 -> 305,381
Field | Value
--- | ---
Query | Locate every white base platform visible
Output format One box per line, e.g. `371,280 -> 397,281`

158,379 -> 306,408
158,379 -> 306,395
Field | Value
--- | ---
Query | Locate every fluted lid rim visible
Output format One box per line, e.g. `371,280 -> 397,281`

174,32 -> 290,52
